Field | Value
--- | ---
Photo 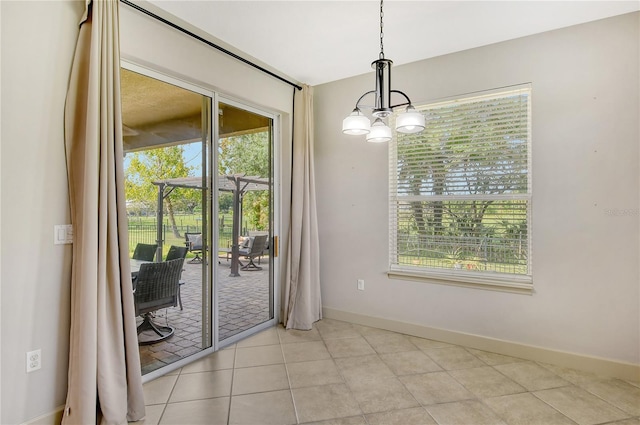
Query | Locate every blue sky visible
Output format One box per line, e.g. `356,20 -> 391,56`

124,141 -> 204,176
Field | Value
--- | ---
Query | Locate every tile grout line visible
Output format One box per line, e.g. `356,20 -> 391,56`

318,324 -> 378,425
568,376 -> 639,418
529,389 -> 583,425
277,326 -> 302,425
320,326 -> 370,424
323,322 -> 433,425
437,350 -> 532,423
225,344 -> 238,425
155,369 -> 182,424
360,327 -> 533,424
411,340 -> 476,422
474,362 -> 547,423
377,356 -> 436,424
533,383 -> 635,423
360,331 -> 427,424
433,348 -> 577,424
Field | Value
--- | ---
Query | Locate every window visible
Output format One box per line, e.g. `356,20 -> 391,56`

389,86 -> 532,292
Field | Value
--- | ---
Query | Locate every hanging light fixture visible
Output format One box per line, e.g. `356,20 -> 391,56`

342,0 -> 425,142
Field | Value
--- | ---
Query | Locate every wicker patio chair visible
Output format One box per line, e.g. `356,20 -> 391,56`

134,258 -> 184,345
166,245 -> 188,310
132,243 -> 157,262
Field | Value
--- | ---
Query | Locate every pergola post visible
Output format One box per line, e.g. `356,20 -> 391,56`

230,176 -> 242,277
155,182 -> 165,262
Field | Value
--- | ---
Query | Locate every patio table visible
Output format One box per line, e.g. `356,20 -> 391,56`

130,259 -> 152,274
130,259 -> 153,291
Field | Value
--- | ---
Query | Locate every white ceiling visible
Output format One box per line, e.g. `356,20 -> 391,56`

145,1 -> 639,86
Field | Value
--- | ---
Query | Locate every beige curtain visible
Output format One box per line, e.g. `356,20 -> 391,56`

62,0 -> 145,423
284,85 -> 322,330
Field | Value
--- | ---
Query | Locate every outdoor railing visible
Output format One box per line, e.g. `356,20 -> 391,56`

128,222 -> 243,256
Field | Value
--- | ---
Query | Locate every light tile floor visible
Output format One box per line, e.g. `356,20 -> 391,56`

134,318 -> 640,425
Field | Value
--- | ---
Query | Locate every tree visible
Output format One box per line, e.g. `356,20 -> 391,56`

125,145 -> 197,237
218,131 -> 270,230
218,131 -> 269,176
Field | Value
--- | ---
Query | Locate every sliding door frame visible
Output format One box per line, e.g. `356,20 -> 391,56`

122,60 -> 216,382
214,95 -> 281,348
121,61 -> 281,379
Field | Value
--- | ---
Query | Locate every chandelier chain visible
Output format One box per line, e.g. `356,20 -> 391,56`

379,0 -> 385,59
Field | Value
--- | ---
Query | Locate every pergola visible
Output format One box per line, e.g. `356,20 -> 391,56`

151,174 -> 269,276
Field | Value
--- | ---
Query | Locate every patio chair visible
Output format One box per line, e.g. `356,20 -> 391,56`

184,232 -> 203,264
166,245 -> 188,310
134,258 -> 184,345
239,234 -> 269,271
248,231 -> 270,258
166,245 -> 188,261
132,243 -> 157,262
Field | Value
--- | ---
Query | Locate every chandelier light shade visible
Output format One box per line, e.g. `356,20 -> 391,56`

395,105 -> 426,134
366,118 -> 392,143
342,108 -> 371,135
342,0 -> 425,141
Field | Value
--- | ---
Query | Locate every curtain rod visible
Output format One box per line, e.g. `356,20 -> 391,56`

120,0 -> 303,91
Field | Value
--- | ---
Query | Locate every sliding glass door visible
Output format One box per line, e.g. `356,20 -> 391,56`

120,64 -> 279,373
215,99 -> 276,344
121,66 -> 213,374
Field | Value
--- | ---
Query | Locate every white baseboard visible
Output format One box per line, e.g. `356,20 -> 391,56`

323,307 -> 640,382
21,406 -> 63,425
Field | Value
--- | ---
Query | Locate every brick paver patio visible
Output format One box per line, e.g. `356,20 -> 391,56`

138,256 -> 271,374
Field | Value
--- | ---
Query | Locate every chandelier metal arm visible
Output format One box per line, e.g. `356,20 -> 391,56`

388,90 -> 413,109
353,90 -> 377,110
354,89 -> 413,112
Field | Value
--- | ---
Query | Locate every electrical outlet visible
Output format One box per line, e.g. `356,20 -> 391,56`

357,279 -> 365,291
26,349 -> 41,373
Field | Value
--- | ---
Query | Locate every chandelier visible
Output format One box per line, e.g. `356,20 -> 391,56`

342,0 -> 425,143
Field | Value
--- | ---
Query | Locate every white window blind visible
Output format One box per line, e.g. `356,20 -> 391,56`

389,86 -> 532,290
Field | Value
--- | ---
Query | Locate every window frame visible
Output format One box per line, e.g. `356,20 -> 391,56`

388,85 -> 533,294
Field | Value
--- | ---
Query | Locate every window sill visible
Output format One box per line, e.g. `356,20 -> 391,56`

387,267 -> 533,295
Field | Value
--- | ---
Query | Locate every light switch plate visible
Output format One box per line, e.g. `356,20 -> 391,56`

54,225 -> 73,245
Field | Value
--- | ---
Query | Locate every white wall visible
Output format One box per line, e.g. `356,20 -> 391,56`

1,1 -> 84,423
314,13 -> 639,366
